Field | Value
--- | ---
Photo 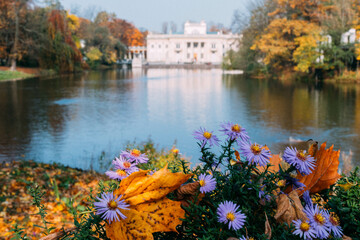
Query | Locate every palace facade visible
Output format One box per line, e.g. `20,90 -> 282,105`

145,21 -> 240,65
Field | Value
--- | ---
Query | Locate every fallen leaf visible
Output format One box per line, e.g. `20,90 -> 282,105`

106,198 -> 185,240
258,154 -> 282,174
274,190 -> 307,225
297,142 -> 341,194
264,212 -> 272,239
342,235 -> 352,240
307,141 -> 318,157
39,227 -> 76,240
107,165 -> 192,240
338,179 -> 357,191
234,150 -> 240,160
174,182 -> 204,208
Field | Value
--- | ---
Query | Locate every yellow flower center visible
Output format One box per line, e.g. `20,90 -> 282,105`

330,213 -> 340,226
277,180 -> 286,187
231,124 -> 241,133
226,212 -> 235,221
296,150 -> 307,161
116,169 -> 127,176
203,131 -> 212,139
314,213 -> 326,225
123,161 -> 131,169
250,144 -> 261,155
199,180 -> 205,187
131,149 -> 141,157
249,238 -> 255,240
300,222 -> 310,232
107,200 -> 118,210
172,149 -> 179,154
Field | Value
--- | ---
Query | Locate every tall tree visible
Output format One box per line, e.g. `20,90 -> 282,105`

0,0 -> 30,71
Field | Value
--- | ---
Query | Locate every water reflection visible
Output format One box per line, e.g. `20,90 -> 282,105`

0,69 -> 359,171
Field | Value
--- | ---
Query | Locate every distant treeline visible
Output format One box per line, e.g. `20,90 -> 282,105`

225,0 -> 360,78
0,0 -> 145,72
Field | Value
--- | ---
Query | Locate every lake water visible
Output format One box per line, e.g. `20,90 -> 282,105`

0,69 -> 359,171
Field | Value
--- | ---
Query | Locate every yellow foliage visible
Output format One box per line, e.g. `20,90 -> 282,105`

86,47 -> 102,61
66,12 -> 79,32
106,166 -> 192,240
293,29 -> 322,72
252,18 -> 321,70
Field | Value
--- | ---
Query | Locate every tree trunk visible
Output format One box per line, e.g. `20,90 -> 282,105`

10,2 -> 19,71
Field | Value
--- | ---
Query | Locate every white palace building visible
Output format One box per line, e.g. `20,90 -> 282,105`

128,21 -> 241,67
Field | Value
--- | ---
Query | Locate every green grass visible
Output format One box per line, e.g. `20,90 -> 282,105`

0,70 -> 33,81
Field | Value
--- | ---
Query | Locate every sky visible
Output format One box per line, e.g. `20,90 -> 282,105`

59,0 -> 247,32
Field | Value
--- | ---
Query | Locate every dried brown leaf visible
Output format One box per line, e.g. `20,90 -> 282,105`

264,212 -> 272,239
39,227 -> 76,240
174,182 -> 204,208
274,190 -> 307,225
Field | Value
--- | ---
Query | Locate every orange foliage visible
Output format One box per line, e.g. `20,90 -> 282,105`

106,166 -> 192,240
107,19 -> 145,46
271,0 -> 327,23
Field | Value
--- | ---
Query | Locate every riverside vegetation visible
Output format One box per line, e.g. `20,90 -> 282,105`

0,0 -> 145,75
224,0 -> 360,82
2,123 -> 360,240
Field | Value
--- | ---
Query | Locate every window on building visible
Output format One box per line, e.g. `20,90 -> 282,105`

223,44 -> 225,48
201,53 -> 204,59
187,53 -> 190,59
211,43 -> 216,48
159,44 -> 161,48
193,42 -> 198,48
176,43 -> 180,48
187,42 -> 191,48
151,45 -> 154,48
201,42 -> 205,48
165,44 -> 168,48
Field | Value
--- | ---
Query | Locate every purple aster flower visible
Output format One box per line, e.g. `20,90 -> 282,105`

217,201 -> 246,231
220,122 -> 250,143
121,148 -> 148,164
94,192 -> 129,223
113,155 -> 139,172
292,219 -> 317,239
327,212 -> 343,238
240,141 -> 271,167
198,174 -> 216,193
105,169 -> 130,180
283,147 -> 316,175
302,190 -> 313,208
304,204 -> 330,239
284,174 -> 306,190
259,185 -> 271,202
193,127 -> 220,148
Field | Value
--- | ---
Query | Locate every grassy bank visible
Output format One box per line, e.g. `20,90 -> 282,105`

325,70 -> 360,83
0,70 -> 34,81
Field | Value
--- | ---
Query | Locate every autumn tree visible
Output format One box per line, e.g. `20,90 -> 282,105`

251,0 -> 328,72
0,0 -> 31,70
41,9 -> 82,72
225,0 -> 277,71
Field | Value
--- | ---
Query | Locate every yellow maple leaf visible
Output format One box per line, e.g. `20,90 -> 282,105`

106,165 -> 192,240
